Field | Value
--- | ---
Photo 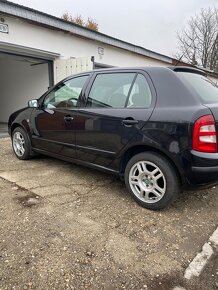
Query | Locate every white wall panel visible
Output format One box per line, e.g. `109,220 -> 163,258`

55,57 -> 93,82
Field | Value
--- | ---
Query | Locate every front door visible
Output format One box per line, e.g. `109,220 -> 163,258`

31,75 -> 89,157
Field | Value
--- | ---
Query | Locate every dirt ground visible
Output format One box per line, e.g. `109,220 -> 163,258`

0,138 -> 217,290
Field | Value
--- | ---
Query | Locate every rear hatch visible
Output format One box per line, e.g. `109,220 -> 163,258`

176,70 -> 218,152
176,70 -> 218,121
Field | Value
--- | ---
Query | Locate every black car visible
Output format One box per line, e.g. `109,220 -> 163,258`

8,66 -> 218,210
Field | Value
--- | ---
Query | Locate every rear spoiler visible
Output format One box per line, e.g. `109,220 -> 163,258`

169,66 -> 206,76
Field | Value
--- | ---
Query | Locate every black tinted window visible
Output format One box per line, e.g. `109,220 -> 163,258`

87,73 -> 135,108
178,72 -> 218,104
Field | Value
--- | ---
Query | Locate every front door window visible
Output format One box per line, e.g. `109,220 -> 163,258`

44,75 -> 89,109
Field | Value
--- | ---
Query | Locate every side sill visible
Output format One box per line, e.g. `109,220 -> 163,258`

33,148 -> 119,175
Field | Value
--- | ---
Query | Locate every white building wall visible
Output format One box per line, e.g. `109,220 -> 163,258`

0,58 -> 49,122
1,16 -> 168,74
1,15 -> 218,85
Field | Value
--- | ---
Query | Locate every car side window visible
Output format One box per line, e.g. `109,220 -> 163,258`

87,73 -> 136,108
44,75 -> 89,109
127,74 -> 152,108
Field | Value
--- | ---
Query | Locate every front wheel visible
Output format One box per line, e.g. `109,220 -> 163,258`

124,152 -> 180,210
12,127 -> 32,160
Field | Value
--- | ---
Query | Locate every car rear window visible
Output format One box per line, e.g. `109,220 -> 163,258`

177,72 -> 218,104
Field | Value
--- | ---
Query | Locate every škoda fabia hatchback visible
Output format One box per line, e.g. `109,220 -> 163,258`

8,67 -> 218,210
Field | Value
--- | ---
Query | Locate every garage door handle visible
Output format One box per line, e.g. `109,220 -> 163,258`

122,119 -> 139,126
64,116 -> 74,122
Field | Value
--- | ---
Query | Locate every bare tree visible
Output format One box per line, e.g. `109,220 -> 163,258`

61,13 -> 99,31
176,7 -> 218,72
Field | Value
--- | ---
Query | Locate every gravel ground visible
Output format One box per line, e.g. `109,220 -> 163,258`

0,138 -> 217,290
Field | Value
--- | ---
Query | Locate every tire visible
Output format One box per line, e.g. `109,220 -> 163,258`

124,152 -> 180,210
12,127 -> 33,160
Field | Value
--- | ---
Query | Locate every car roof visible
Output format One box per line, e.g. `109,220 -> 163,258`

63,66 -> 206,82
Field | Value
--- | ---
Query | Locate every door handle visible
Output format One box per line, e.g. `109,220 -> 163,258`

64,116 -> 74,122
122,119 -> 139,126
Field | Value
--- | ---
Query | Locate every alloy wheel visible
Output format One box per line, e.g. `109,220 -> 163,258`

129,160 -> 166,204
13,132 -> 25,157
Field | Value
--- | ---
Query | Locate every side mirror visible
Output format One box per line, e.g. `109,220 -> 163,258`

28,99 -> 39,108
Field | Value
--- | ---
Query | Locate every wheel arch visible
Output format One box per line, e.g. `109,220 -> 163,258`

11,123 -> 24,135
119,145 -> 185,185
11,121 -> 31,136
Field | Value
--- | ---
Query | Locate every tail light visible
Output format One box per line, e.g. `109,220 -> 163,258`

192,115 -> 217,153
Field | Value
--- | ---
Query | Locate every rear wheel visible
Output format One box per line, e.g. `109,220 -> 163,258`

12,127 -> 32,160
124,152 -> 180,210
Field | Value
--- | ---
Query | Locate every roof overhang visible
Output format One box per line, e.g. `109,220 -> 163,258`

0,41 -> 60,60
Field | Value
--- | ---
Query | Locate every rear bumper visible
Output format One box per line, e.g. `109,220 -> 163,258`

188,150 -> 218,185
192,166 -> 218,172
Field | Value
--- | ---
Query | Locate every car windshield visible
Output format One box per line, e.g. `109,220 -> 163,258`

177,71 -> 218,104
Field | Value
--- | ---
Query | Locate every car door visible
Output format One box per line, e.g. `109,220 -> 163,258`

74,70 -> 156,168
30,74 -> 90,157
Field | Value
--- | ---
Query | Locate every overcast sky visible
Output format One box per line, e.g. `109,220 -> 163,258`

9,0 -> 218,57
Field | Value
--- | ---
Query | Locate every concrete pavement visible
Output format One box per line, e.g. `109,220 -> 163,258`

0,138 -> 217,290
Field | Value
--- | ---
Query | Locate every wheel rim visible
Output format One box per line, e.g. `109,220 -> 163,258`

13,132 -> 25,157
129,161 -> 166,204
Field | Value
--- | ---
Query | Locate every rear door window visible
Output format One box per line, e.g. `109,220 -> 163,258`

87,72 -> 152,108
127,74 -> 152,108
87,73 -> 135,108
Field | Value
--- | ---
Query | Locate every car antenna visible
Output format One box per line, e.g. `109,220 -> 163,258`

175,54 -> 184,66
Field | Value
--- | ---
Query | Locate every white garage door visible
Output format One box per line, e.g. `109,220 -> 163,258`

0,52 -> 52,123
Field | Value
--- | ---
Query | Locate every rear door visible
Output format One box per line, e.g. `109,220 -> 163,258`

74,70 -> 156,168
